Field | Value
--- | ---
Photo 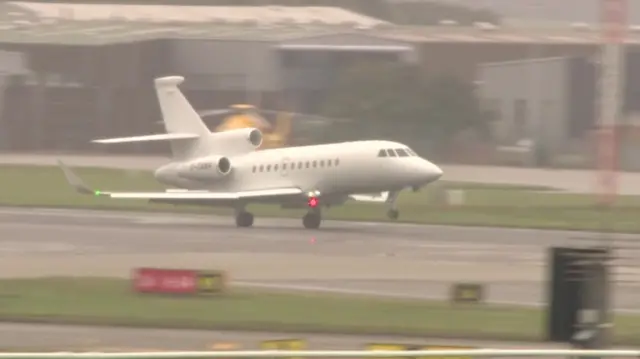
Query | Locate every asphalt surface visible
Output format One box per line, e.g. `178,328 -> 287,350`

0,207 -> 593,350
0,323 -> 569,351
1,154 -> 639,350
1,207 -> 640,310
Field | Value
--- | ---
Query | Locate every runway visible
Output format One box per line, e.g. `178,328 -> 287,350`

1,207 -> 640,311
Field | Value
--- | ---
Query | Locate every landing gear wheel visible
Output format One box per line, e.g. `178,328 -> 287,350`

302,213 -> 321,229
387,209 -> 399,220
236,211 -> 254,227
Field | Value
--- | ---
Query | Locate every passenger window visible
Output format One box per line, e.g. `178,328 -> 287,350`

252,166 -> 256,173
320,160 -> 324,167
274,164 -> 279,170
335,158 -> 340,166
298,162 -> 302,169
386,149 -> 397,157
378,149 -> 387,157
259,165 -> 264,172
267,165 -> 271,171
305,161 -> 310,168
395,149 -> 409,157
312,160 -> 317,168
327,160 -> 332,167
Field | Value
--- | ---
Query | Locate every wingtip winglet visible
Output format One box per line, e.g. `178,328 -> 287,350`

57,160 -> 95,195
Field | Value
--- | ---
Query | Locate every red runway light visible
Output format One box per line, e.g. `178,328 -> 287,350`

308,197 -> 318,208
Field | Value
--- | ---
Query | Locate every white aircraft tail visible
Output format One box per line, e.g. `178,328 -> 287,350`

92,76 -> 212,160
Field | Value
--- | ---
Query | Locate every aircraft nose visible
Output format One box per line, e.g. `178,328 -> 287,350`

421,160 -> 443,182
431,163 -> 443,180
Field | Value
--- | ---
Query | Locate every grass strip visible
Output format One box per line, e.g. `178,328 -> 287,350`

3,164 -> 640,232
0,277 -> 639,345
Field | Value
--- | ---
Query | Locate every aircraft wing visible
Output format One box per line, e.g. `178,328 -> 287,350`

57,160 -> 304,206
348,192 -> 389,203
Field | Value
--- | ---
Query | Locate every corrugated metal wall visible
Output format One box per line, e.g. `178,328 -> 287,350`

476,57 -> 569,152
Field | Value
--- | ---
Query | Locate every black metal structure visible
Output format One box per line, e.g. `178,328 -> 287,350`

546,246 -> 611,347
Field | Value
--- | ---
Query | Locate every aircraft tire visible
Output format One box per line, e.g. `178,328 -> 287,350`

387,209 -> 399,220
302,213 -> 321,229
236,211 -> 254,227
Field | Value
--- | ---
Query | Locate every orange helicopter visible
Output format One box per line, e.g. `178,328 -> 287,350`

197,104 -> 348,149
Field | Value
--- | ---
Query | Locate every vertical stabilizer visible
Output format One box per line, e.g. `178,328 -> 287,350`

154,76 -> 211,159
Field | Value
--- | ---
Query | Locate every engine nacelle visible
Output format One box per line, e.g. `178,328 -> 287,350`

210,128 -> 263,149
247,128 -> 263,148
176,155 -> 232,180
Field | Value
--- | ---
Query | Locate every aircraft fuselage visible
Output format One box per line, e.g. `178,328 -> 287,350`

154,140 -> 441,202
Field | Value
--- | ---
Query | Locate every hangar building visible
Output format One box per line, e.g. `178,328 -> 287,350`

477,51 -> 640,169
0,2 -> 419,154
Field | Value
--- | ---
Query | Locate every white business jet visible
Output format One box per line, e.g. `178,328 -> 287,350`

58,76 -> 443,229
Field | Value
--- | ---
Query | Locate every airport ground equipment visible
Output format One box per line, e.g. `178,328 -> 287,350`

546,246 -> 611,349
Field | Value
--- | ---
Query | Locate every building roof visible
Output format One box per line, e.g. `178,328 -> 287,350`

7,2 -> 390,27
1,2 -> 640,46
431,0 -> 640,25
383,25 -> 640,45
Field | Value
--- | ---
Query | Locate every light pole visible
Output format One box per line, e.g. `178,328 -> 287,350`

591,0 -> 627,349
527,1 -> 544,167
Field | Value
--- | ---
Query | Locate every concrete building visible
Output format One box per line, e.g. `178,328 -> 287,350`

476,51 -> 640,169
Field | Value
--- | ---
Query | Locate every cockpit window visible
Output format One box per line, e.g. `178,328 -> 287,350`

378,149 -> 387,157
395,148 -> 409,157
386,149 -> 397,157
406,148 -> 417,156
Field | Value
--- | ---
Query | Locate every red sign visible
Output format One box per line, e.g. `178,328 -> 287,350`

133,268 -> 197,294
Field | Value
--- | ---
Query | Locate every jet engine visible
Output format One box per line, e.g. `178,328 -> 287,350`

246,128 -> 263,148
176,155 -> 232,180
210,128 -> 263,150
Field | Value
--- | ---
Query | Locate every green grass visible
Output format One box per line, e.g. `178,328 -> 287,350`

0,277 -> 639,345
3,164 -> 640,232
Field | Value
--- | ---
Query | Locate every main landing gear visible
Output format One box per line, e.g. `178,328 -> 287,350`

386,190 -> 400,220
235,210 -> 254,227
302,210 -> 321,229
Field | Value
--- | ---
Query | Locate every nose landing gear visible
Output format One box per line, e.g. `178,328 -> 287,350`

386,190 -> 400,220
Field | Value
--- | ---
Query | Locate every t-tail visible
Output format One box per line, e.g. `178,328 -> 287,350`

92,76 -> 213,161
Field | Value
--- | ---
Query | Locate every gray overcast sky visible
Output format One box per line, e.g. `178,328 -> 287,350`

428,0 -> 640,24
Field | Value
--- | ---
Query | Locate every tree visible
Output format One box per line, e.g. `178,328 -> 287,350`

320,62 -> 425,140
421,74 -> 494,147
319,61 -> 493,155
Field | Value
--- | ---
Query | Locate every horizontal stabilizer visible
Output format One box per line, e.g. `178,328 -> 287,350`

349,192 -> 389,203
92,133 -> 199,144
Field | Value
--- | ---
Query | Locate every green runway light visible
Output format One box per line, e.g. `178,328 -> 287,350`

94,190 -> 101,196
